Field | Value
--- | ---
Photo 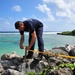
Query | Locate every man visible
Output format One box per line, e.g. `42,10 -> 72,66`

14,18 -> 44,60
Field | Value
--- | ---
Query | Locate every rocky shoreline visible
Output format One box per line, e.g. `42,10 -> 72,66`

0,44 -> 75,75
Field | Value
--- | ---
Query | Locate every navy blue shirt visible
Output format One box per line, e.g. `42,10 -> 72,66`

20,19 -> 43,35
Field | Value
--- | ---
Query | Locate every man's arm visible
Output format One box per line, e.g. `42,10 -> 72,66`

20,34 -> 24,49
26,31 -> 36,50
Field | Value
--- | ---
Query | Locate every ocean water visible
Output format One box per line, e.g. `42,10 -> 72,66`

0,31 -> 75,57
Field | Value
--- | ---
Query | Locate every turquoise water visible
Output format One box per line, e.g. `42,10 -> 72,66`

0,32 -> 75,57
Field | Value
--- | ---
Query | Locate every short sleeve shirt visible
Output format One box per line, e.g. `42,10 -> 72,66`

20,19 -> 43,35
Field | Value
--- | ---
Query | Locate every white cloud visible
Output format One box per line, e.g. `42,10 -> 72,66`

56,9 -> 73,18
43,0 -> 75,23
36,4 -> 55,21
68,2 -> 75,13
5,21 -> 10,26
22,17 -> 27,21
56,11 -> 67,17
43,0 -> 54,3
12,5 -> 22,12
65,0 -> 75,3
54,0 -> 67,9
55,1 -> 75,22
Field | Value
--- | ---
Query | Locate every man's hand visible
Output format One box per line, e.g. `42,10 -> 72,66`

28,31 -> 36,49
20,34 -> 24,49
26,46 -> 30,50
20,45 -> 24,49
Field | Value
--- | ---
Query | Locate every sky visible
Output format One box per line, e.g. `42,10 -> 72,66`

0,0 -> 75,31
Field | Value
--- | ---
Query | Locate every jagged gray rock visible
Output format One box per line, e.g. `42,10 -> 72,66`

0,44 -> 75,75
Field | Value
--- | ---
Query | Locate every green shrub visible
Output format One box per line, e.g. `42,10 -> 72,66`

71,30 -> 75,35
27,72 -> 36,75
61,31 -> 71,35
57,31 -> 71,35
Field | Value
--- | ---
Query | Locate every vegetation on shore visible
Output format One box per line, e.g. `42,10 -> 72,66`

57,30 -> 75,36
27,62 -> 75,75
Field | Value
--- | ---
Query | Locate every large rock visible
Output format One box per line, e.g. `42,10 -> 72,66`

45,68 -> 72,75
1,51 -> 22,60
0,45 -> 75,75
51,48 -> 69,55
69,48 -> 75,56
1,69 -> 20,75
65,44 -> 75,52
1,60 -> 16,70
0,62 -> 4,73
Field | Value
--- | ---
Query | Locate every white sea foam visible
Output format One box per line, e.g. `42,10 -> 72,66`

43,31 -> 61,34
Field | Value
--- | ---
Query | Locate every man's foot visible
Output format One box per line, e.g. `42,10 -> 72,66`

20,55 -> 32,63
22,55 -> 32,60
34,55 -> 42,61
26,55 -> 32,59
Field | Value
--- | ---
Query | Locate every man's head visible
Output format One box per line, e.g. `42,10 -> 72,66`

15,21 -> 24,31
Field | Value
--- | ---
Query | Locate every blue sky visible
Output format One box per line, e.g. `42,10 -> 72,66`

0,0 -> 75,31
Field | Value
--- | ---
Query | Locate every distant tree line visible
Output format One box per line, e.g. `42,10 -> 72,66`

57,30 -> 75,36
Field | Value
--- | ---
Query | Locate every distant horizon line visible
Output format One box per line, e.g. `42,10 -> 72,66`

0,31 -> 63,33
0,30 -> 65,32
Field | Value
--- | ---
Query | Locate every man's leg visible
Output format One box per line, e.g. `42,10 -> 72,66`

26,33 -> 35,58
35,26 -> 44,60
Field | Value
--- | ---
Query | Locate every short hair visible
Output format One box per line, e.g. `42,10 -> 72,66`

15,21 -> 22,29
